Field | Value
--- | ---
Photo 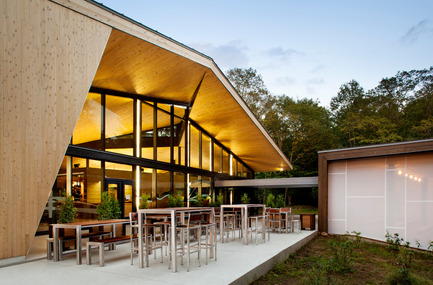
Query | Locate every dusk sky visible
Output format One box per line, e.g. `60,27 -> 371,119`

100,0 -> 433,107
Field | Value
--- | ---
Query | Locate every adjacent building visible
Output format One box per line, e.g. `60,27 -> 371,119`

319,139 -> 433,250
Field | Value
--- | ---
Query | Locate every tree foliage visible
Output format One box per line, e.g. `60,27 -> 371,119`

226,66 -> 433,176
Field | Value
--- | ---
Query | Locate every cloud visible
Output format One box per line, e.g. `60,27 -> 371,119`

188,40 -> 249,70
276,76 -> 297,85
400,19 -> 433,44
305,77 -> 324,95
310,64 -> 326,73
266,47 -> 301,62
306,78 -> 324,85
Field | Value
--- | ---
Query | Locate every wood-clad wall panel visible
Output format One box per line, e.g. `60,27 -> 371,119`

0,0 -> 111,259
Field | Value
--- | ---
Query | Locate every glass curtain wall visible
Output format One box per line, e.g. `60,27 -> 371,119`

202,134 -> 211,171
65,92 -> 252,214
72,92 -> 102,149
214,144 -> 222,173
105,95 -> 134,156
141,101 -> 154,160
190,125 -> 200,169
156,104 -> 171,163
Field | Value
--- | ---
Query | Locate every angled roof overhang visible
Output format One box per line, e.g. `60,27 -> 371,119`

56,0 -> 292,172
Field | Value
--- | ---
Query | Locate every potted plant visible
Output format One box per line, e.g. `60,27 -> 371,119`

241,193 -> 250,204
266,193 -> 276,208
168,191 -> 184,207
58,195 -> 77,223
139,193 -> 151,209
97,192 -> 121,220
276,194 -> 285,208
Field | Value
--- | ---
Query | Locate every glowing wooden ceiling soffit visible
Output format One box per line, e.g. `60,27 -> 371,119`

92,29 -> 208,104
62,0 -> 293,172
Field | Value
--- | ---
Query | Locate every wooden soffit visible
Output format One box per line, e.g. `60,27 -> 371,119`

92,29 -> 292,172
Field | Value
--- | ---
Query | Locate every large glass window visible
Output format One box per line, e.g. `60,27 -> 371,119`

214,144 -> 222,173
141,102 -> 154,160
201,176 -> 212,206
72,93 -> 102,149
157,170 -> 171,208
140,167 -> 153,207
174,172 -> 185,195
156,104 -> 171,163
222,149 -> 230,175
190,125 -> 200,168
173,119 -> 186,166
202,134 -> 211,171
105,95 -> 134,156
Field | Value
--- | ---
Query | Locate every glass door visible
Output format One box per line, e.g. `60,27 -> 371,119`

105,178 -> 134,218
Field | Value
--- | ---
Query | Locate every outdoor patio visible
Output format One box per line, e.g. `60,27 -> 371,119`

0,230 -> 317,285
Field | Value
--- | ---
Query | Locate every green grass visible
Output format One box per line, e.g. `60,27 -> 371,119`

252,234 -> 433,285
290,205 -> 318,215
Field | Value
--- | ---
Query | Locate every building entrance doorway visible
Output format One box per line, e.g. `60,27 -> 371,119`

105,178 -> 134,218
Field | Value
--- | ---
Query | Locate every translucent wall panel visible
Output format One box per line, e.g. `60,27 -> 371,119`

406,201 -> 433,250
386,155 -> 406,170
406,153 -> 433,201
328,220 -> 346,234
386,171 -> 405,228
141,102 -> 154,160
73,93 -> 102,149
190,125 -> 200,168
328,173 -> 346,220
347,197 -> 385,239
347,158 -> 385,197
105,95 -> 134,156
328,160 -> 346,174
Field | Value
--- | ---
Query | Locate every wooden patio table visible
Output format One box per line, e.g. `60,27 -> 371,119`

52,219 -> 129,265
138,207 -> 215,272
220,204 -> 266,245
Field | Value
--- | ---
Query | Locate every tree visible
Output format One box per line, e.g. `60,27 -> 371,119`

97,192 -> 121,220
226,67 -> 271,119
58,196 -> 77,223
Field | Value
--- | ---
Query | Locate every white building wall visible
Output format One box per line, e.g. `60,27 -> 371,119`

328,153 -> 433,250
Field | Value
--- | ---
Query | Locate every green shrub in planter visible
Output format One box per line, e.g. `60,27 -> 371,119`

97,192 -> 121,220
241,193 -> 250,204
168,191 -> 184,207
58,196 -> 77,223
139,193 -> 151,209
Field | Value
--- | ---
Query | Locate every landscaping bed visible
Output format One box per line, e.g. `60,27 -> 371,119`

252,234 -> 433,284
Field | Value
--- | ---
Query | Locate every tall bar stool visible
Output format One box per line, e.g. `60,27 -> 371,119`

248,214 -> 266,245
280,208 -> 292,233
199,210 -> 217,265
292,217 -> 301,234
222,213 -> 236,242
129,212 -> 164,267
269,208 -> 282,233
172,211 -> 202,272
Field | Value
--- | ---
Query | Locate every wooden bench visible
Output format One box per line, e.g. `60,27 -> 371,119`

47,230 -> 112,260
86,235 -> 136,267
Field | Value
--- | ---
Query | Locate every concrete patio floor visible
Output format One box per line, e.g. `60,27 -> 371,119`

0,230 -> 317,285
